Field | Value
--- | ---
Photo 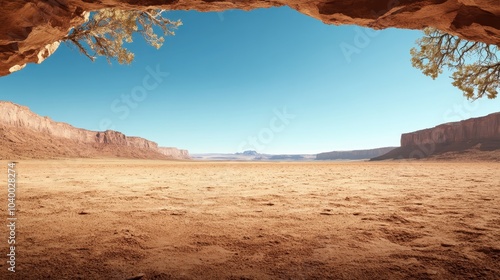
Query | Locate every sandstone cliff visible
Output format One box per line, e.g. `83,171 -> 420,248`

0,101 -> 190,160
401,112 -> 500,146
2,0 -> 500,76
372,112 -> 500,160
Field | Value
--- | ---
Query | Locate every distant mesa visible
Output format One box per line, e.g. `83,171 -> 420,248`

195,148 -> 398,162
316,147 -> 397,160
372,112 -> 500,161
193,151 -> 317,161
238,150 -> 259,156
0,101 -> 190,160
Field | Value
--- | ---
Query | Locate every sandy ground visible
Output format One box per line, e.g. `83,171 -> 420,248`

1,159 -> 499,280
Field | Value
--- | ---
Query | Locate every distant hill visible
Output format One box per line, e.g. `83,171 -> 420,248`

191,152 -> 316,161
372,112 -> 500,161
316,147 -> 397,160
193,148 -> 397,162
269,154 -> 305,160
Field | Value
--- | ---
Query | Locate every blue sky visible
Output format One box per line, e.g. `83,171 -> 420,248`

1,7 -> 499,154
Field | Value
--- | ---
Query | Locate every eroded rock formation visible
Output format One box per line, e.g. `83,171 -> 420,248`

1,0 -> 500,76
0,101 -> 190,159
372,112 -> 500,160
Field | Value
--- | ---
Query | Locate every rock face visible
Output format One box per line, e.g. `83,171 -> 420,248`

0,101 -> 190,159
2,0 -> 500,76
372,112 -> 500,160
401,112 -> 500,146
316,147 -> 397,160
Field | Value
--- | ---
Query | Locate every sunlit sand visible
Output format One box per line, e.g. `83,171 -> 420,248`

5,159 -> 500,279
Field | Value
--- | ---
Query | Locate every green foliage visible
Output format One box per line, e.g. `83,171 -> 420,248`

64,9 -> 182,64
411,28 -> 500,100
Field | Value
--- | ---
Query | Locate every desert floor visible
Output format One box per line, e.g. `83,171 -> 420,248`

1,159 -> 499,279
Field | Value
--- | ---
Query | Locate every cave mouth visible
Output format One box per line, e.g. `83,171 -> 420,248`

1,0 -> 500,77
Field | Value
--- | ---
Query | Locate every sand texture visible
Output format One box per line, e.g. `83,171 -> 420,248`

1,160 -> 499,279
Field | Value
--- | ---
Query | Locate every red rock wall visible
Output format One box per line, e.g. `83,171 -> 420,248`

128,136 -> 160,149
401,112 -> 500,146
95,130 -> 129,146
2,0 -> 500,76
0,101 -> 188,158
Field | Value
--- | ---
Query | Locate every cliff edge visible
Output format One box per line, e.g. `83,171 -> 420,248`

372,112 -> 500,160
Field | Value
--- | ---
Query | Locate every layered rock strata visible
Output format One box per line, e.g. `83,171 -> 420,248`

0,101 -> 190,159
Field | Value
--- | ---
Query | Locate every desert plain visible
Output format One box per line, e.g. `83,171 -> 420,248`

1,159 -> 499,279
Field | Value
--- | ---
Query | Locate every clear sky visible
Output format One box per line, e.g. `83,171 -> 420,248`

1,7 -> 499,154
